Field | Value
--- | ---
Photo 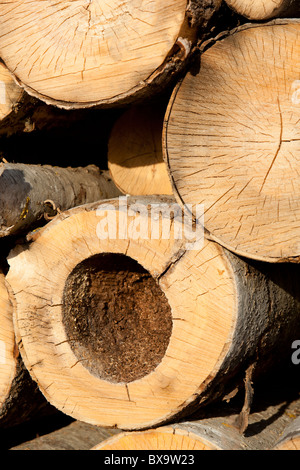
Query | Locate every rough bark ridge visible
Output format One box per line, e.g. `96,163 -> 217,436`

224,0 -> 300,20
0,1 -> 221,109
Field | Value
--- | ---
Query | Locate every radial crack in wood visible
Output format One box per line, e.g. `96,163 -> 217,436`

0,0 -> 221,109
0,163 -> 121,237
163,20 -> 300,262
6,196 -> 300,430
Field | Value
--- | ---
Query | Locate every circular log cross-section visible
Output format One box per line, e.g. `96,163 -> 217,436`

6,196 -> 300,430
224,0 -> 299,20
92,427 -> 220,450
164,20 -> 300,262
0,0 -> 221,109
62,253 -> 173,384
108,103 -> 173,196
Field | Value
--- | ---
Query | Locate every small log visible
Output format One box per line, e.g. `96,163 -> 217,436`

273,416 -> 300,450
0,270 -> 53,428
224,0 -> 300,20
0,0 -> 222,109
6,196 -> 300,430
164,19 -> 300,262
0,162 -> 121,237
108,102 -> 173,196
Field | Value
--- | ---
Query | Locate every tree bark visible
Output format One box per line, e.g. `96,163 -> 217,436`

273,416 -> 300,450
6,196 -> 300,431
224,0 -> 300,20
10,420 -> 121,451
108,102 -> 173,196
0,0 -> 221,110
0,270 -> 54,428
163,19 -> 300,262
93,394 -> 300,450
0,162 -> 121,237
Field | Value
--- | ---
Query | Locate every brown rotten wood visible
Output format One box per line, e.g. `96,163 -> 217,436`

0,162 -> 121,237
0,270 -> 53,428
6,196 -> 300,430
108,103 -> 173,196
224,0 -> 300,20
164,19 -> 300,262
0,0 -> 221,109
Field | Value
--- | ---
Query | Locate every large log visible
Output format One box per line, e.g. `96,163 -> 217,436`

108,102 -> 173,196
0,163 -> 121,237
0,0 -> 221,109
163,19 -> 300,262
273,416 -> 300,450
224,0 -> 300,20
0,270 -> 54,428
0,62 -> 25,134
6,196 -> 300,430
93,388 -> 300,450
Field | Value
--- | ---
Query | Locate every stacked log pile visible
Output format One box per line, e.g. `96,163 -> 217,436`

0,0 -> 299,451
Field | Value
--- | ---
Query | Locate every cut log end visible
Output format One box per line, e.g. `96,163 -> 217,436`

224,0 -> 299,20
163,20 -> 300,262
62,253 -> 173,384
92,427 -> 219,450
0,0 -> 209,108
6,197 -> 237,429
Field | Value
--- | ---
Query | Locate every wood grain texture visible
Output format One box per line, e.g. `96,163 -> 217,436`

274,416 -> 300,450
164,20 -> 300,262
224,0 -> 300,20
0,62 -> 23,122
0,163 -> 121,237
0,0 -> 210,108
108,103 -> 173,196
6,196 -> 300,430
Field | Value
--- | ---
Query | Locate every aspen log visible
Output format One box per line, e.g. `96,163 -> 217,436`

6,196 -> 300,430
274,416 -> 300,450
0,0 -> 222,109
0,62 -> 25,132
224,0 -> 300,20
108,103 -> 173,196
10,420 -> 121,451
0,163 -> 121,237
94,390 -> 300,450
164,20 -> 300,262
0,270 -> 53,428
